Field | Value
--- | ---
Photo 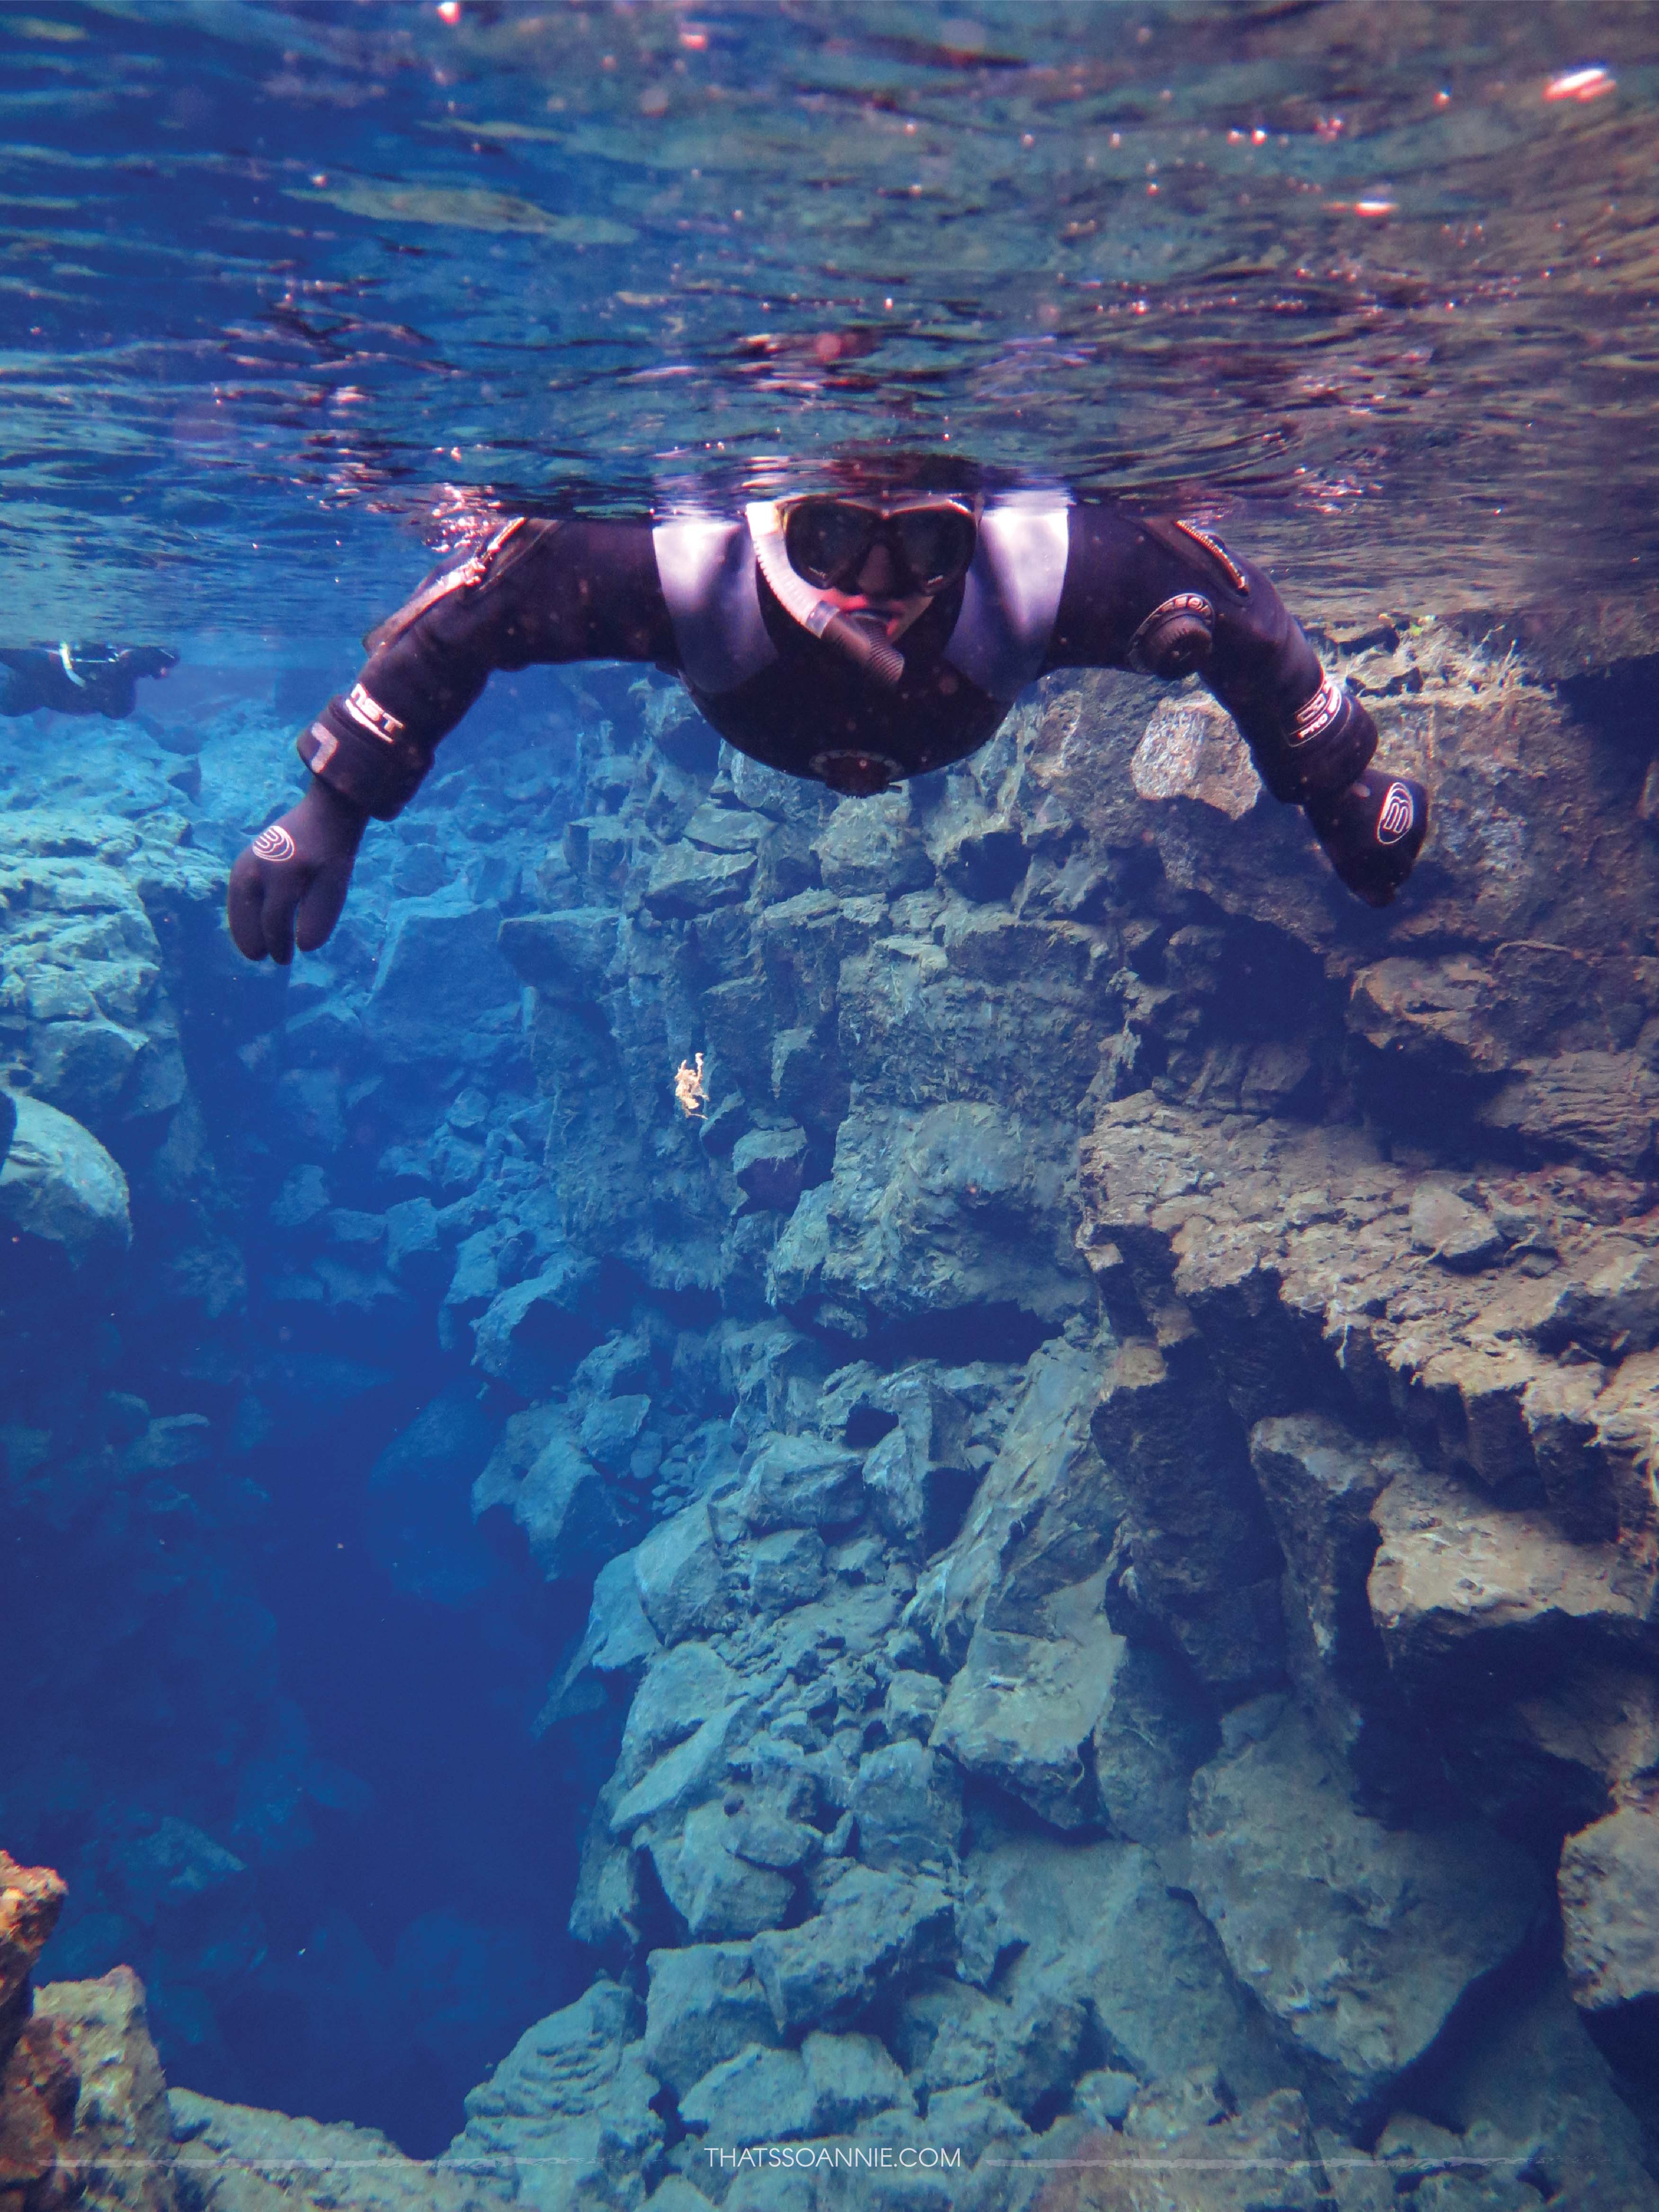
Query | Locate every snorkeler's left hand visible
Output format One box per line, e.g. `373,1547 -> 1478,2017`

227,779 -> 366,964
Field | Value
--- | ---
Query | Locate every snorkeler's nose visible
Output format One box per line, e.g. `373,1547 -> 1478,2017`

856,540 -> 898,595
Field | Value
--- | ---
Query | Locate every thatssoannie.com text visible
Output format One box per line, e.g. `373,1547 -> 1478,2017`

705,2145 -> 963,2171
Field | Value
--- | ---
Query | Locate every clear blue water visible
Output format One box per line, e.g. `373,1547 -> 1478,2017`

5,0 -> 1659,2176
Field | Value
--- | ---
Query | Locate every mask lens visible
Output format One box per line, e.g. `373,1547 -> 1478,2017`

892,508 -> 976,593
785,501 -> 875,590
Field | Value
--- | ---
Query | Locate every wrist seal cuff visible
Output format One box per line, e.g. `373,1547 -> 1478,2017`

1248,678 -> 1377,804
296,703 -> 428,821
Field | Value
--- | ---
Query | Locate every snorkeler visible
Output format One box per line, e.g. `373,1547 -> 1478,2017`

0,642 -> 177,720
227,488 -> 1428,963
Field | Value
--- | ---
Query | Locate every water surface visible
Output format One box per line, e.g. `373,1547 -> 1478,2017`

3,0 -> 1657,630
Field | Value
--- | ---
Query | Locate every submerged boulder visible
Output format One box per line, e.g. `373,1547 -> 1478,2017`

450,1980 -> 662,2211
1559,1802 -> 1659,2025
0,1091 -> 130,1261
1187,1704 -> 1544,2126
366,893 -> 518,1062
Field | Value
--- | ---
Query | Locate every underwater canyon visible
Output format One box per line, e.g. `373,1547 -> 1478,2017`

4,585 -> 1659,2212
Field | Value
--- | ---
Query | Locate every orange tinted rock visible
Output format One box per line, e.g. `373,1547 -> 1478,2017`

0,1861 -> 66,2022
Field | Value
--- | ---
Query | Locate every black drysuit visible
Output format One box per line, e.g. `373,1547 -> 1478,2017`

227,506 -> 1428,964
0,644 -> 176,720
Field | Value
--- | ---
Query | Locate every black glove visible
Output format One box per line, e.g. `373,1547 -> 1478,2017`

227,779 -> 367,964
1306,768 -> 1429,908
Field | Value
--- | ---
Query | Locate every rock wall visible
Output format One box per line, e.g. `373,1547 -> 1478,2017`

5,603 -> 1659,2205
414,615 -> 1659,2207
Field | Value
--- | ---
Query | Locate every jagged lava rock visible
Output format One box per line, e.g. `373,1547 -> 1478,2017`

749,1868 -> 956,2035
170,2087 -> 507,2212
1558,1801 -> 1659,2022
642,1944 -> 781,2097
0,1855 -> 78,2212
0,1092 -> 131,1262
37,1968 -> 176,2212
1187,1706 -> 1544,2125
449,1980 -> 662,2212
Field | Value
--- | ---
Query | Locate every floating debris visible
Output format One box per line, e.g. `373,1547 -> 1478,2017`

674,1051 -> 706,1118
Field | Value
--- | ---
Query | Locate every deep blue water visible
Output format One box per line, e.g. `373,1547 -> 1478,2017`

5,0 -> 1659,2170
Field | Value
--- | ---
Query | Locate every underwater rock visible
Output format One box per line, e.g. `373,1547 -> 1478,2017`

744,1528 -> 825,1614
1407,1184 -> 1508,1273
846,1739 -> 962,1873
36,1968 -> 176,2212
781,1101 -> 1090,1348
1088,1643 -> 1217,1846
0,1854 -> 66,2013
1033,2088 -> 1329,2212
729,1124 -> 808,1214
609,1700 -> 756,1842
835,915 -> 1112,1124
0,1092 -> 131,1262
678,2043 -> 813,2150
911,1338 -> 1117,1665
617,1643 -> 742,1790
469,1253 -> 602,1396
474,1404 -> 639,1586
1476,1051 -> 1659,1176
169,2085 -> 507,2212
633,1504 -> 738,1645
931,1601 -> 1121,1831
1129,693 -> 1262,822
450,1980 -> 662,2212
0,1854 -> 80,2212
1090,1328 -> 1286,1698
0,827 -> 189,1133
1425,1965 -> 1659,2212
749,1869 -> 956,2036
650,1805 -> 796,1942
365,894 -> 518,1063
1367,1454 -> 1651,1703
497,907 -> 620,998
814,792 -> 932,900
642,1944 -> 781,2099
1558,1801 -> 1659,2020
641,843 -> 756,919
720,1433 -> 863,1536
1248,1414 -> 1411,1774
1186,1705 -> 1544,2126
965,1828 -> 1287,2105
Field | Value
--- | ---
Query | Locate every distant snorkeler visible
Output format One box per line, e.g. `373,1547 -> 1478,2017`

227,472 -> 1428,963
0,642 -> 178,720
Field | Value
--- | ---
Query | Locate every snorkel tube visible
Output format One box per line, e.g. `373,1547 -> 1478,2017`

745,501 -> 906,688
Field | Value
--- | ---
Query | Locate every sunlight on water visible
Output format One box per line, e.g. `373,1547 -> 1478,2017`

1,0 -> 1658,627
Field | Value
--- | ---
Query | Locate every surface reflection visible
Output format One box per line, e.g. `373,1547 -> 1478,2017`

0,2 -> 1655,621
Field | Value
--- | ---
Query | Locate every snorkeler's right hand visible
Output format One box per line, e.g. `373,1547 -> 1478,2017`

227,778 -> 367,964
1306,768 -> 1428,908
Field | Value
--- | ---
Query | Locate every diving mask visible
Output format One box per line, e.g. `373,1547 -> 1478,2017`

782,495 -> 979,598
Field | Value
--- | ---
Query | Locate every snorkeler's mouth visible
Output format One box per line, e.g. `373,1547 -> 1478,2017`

820,589 -> 932,638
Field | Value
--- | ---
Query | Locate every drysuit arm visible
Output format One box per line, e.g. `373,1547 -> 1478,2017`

228,518 -> 675,963
295,517 -> 675,821
1044,507 -> 1427,905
